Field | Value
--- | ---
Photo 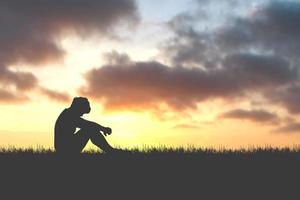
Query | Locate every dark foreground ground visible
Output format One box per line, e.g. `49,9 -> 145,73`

0,147 -> 299,199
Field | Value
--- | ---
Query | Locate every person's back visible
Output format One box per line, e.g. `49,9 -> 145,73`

54,97 -> 114,154
54,108 -> 78,152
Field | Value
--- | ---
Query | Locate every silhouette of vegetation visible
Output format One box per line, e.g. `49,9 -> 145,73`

1,146 -> 299,199
1,145 -> 300,154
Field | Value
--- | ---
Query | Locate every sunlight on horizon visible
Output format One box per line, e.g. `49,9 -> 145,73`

1,0 -> 300,150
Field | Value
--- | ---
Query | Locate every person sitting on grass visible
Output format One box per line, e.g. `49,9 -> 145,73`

54,97 -> 116,154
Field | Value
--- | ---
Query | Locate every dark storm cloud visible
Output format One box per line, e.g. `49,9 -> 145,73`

80,51 -> 296,111
39,88 -> 71,102
0,0 -> 138,102
219,109 -> 279,124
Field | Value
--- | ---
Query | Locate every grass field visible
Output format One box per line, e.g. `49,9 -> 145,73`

0,146 -> 299,199
1,145 -> 300,154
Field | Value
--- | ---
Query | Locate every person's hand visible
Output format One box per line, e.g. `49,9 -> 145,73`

103,127 -> 112,136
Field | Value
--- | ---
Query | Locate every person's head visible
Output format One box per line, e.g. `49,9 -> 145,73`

70,97 -> 91,116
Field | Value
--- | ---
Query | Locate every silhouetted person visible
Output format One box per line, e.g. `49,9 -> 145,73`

55,97 -> 115,154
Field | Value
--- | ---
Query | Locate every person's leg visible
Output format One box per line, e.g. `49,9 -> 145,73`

89,130 -> 114,152
74,128 -> 114,152
73,129 -> 90,153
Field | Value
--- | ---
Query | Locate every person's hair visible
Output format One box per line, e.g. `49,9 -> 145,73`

70,97 -> 90,113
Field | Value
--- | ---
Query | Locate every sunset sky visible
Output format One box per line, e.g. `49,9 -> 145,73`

1,0 -> 300,149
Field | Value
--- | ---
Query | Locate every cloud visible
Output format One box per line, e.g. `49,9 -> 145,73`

76,0 -> 300,138
0,67 -> 38,103
164,21 -> 217,68
164,0 -> 245,68
219,109 -> 280,124
80,50 -> 296,111
265,84 -> 300,114
173,124 -> 200,130
159,0 -> 300,120
0,89 -> 28,103
165,1 -> 300,68
0,68 -> 38,91
39,88 -> 71,103
222,53 -> 297,87
0,0 -> 138,103
273,122 -> 300,134
0,0 -> 138,66
102,50 -> 131,65
217,1 -> 300,58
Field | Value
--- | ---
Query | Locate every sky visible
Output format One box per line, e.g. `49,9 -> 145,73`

1,0 -> 300,149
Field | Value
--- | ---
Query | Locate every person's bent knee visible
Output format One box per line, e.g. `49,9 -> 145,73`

80,127 -> 99,138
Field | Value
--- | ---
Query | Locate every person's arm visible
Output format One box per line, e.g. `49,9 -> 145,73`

76,117 -> 111,135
